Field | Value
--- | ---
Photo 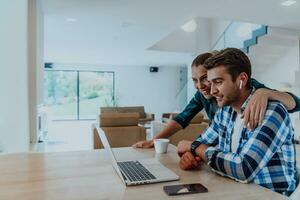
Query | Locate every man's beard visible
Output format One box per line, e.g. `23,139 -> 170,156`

219,89 -> 240,107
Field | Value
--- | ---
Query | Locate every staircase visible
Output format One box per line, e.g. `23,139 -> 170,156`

242,25 -> 268,53
247,27 -> 300,74
211,23 -> 299,70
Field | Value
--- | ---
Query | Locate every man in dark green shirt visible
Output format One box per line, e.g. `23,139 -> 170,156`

133,52 -> 300,149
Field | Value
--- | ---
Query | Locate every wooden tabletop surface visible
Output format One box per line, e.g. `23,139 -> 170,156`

0,145 -> 290,200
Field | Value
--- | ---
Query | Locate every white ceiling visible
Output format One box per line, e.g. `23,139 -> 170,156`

42,0 -> 300,67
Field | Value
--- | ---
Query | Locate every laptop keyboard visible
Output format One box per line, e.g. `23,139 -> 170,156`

117,161 -> 156,182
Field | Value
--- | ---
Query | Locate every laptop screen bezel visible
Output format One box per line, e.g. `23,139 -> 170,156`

96,126 -> 127,185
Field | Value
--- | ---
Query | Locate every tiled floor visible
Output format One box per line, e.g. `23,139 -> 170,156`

34,120 -> 96,152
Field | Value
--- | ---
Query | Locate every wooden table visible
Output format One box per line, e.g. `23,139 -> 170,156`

0,145 -> 288,200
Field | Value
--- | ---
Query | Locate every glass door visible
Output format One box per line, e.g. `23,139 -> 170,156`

79,71 -> 114,119
44,70 -> 115,120
44,70 -> 77,120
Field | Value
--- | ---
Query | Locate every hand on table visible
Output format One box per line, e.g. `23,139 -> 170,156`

132,140 -> 154,148
179,152 -> 201,170
177,140 -> 192,157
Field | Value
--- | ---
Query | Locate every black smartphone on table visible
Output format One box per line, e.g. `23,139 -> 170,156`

163,183 -> 208,196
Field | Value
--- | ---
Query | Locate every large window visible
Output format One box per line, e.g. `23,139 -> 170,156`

44,70 -> 115,120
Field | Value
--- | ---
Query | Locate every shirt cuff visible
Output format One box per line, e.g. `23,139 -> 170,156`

204,147 -> 248,184
205,146 -> 216,162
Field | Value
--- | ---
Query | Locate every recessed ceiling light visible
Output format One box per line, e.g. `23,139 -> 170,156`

281,0 -> 297,6
181,19 -> 197,33
66,18 -> 77,22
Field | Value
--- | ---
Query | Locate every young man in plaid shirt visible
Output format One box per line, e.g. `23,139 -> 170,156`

177,48 -> 298,196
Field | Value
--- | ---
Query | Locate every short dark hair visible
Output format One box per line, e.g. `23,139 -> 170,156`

191,51 -> 219,67
203,48 -> 252,88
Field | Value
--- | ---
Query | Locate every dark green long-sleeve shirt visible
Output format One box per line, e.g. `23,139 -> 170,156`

174,78 -> 300,128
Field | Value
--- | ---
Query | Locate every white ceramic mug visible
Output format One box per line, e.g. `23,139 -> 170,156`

154,139 -> 169,154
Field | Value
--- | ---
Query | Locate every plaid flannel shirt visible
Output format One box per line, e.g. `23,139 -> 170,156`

196,91 -> 298,196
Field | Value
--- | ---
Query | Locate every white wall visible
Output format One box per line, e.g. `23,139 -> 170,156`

195,17 -> 211,53
187,61 -> 196,102
36,1 -> 44,106
209,19 -> 231,49
0,0 -> 30,152
28,0 -> 44,144
0,0 -> 40,153
51,64 -> 184,120
253,47 -> 299,91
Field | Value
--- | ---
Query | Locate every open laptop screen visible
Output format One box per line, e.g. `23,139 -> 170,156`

95,126 -> 126,184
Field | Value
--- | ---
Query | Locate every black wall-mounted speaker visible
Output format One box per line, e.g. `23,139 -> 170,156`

150,66 -> 159,72
44,62 -> 53,69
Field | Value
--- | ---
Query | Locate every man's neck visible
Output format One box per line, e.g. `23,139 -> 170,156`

231,88 -> 251,114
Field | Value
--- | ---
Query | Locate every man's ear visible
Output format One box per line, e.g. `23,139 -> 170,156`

238,72 -> 249,89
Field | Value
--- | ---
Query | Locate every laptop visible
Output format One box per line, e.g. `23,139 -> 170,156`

96,127 -> 179,186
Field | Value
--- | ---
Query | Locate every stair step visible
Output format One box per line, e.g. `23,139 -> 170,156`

257,35 -> 298,47
268,27 -> 300,38
250,54 -> 281,65
249,44 -> 294,55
